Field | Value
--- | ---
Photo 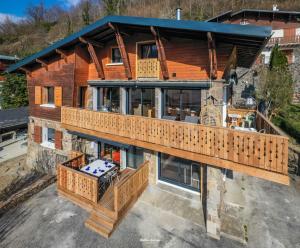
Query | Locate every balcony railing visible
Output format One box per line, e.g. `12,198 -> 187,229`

136,58 -> 159,78
267,35 -> 300,46
61,106 -> 289,184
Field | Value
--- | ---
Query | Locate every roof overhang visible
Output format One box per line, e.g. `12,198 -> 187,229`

7,15 -> 272,73
207,9 -> 300,23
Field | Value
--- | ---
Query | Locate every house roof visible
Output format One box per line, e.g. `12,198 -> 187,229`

7,15 -> 272,72
0,107 -> 28,131
207,9 -> 300,22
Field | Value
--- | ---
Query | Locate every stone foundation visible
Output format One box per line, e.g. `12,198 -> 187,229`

27,117 -> 72,175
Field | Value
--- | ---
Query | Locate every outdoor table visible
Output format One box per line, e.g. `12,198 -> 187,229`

80,159 -> 116,178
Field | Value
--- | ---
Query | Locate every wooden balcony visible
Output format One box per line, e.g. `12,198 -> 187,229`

57,153 -> 149,238
61,106 -> 289,185
136,58 -> 159,78
267,35 -> 300,47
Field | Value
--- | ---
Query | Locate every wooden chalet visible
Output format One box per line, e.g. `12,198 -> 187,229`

7,15 -> 288,239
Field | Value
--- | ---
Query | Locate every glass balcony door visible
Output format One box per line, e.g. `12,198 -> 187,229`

164,89 -> 201,121
129,88 -> 156,118
159,153 -> 201,192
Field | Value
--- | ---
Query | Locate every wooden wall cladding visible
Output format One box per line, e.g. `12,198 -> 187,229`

88,34 -> 230,81
34,125 -> 42,143
27,53 -> 75,122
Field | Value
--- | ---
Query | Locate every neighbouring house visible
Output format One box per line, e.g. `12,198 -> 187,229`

7,15 -> 289,240
0,107 -> 28,145
0,55 -> 19,109
207,8 -> 300,104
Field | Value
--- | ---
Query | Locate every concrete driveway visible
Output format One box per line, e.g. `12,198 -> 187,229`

0,184 -> 242,248
0,175 -> 300,248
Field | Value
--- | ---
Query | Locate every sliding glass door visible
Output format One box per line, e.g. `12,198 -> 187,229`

97,87 -> 120,113
164,89 -> 201,121
159,153 -> 201,192
129,88 -> 156,117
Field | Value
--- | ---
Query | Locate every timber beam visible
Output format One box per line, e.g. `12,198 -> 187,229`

108,22 -> 132,79
19,66 -> 32,77
150,26 -> 169,79
56,49 -> 68,62
222,46 -> 237,79
36,58 -> 48,70
79,37 -> 104,48
79,37 -> 105,79
207,32 -> 218,80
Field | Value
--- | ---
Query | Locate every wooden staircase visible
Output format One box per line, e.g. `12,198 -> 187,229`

57,162 -> 149,239
85,166 -> 148,238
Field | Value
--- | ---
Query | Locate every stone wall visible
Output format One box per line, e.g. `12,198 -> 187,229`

27,117 -> 72,174
234,47 -> 300,107
144,150 -> 158,185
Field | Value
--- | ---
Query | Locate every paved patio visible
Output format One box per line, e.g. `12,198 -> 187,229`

0,175 -> 300,248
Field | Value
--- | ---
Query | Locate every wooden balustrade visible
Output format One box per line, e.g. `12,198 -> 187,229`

268,35 -> 300,45
57,154 -> 98,203
114,161 -> 149,215
137,58 -> 159,78
255,111 -> 285,136
61,107 -> 289,184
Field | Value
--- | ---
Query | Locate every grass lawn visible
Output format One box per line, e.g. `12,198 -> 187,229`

273,104 -> 300,144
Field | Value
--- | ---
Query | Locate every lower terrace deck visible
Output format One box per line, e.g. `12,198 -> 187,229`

61,106 -> 289,185
57,152 -> 149,238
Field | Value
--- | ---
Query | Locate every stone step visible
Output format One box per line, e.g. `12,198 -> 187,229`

85,218 -> 112,239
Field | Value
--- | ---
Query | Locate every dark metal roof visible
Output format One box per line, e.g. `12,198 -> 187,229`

0,107 -> 28,131
7,15 -> 272,72
207,9 -> 300,22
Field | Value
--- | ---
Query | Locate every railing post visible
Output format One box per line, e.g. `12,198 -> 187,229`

114,186 -> 118,212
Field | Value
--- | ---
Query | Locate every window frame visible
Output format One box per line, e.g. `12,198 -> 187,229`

41,127 -> 55,149
109,47 -> 123,64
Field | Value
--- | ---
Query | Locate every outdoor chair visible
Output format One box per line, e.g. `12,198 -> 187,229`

184,116 -> 200,124
162,115 -> 176,121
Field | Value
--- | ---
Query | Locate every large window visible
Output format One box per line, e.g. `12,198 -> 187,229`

98,87 -> 120,113
140,43 -> 158,59
159,153 -> 201,191
164,89 -> 201,121
130,88 -> 155,117
111,47 -> 122,63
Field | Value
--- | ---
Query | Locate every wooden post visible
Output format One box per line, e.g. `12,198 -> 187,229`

207,32 -> 217,79
108,23 -> 132,79
222,46 -> 237,79
150,26 -> 169,79
114,186 -> 119,213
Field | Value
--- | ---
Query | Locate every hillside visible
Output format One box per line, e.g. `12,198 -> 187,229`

1,0 -> 300,59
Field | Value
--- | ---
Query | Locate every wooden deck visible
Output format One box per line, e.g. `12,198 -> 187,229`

57,159 -> 149,238
61,106 -> 289,185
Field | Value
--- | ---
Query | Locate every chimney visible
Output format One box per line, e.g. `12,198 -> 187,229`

176,8 -> 182,20
273,4 -> 279,11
